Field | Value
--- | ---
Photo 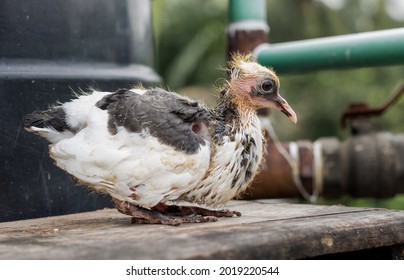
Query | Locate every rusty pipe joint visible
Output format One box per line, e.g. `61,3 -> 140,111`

318,133 -> 404,198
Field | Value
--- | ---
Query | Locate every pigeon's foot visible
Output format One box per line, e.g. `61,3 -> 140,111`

113,199 -> 182,225
131,215 -> 218,225
112,199 -> 228,226
152,203 -> 242,218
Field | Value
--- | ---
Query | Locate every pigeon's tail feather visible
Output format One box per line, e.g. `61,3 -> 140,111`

24,107 -> 74,143
24,107 -> 68,131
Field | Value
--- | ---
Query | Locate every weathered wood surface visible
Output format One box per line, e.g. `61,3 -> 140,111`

0,201 -> 403,259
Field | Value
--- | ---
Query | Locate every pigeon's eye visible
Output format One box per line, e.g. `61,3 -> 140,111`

261,80 -> 274,93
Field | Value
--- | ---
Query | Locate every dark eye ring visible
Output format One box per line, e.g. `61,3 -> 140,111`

261,80 -> 274,93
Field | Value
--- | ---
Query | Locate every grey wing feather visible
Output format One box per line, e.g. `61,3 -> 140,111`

96,89 -> 212,154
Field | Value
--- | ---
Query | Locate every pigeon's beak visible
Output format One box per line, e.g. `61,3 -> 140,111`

258,92 -> 297,124
273,94 -> 297,124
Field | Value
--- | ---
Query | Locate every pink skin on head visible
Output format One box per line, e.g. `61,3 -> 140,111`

230,76 -> 297,123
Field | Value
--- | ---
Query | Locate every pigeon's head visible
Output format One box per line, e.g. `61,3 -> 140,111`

227,53 -> 297,123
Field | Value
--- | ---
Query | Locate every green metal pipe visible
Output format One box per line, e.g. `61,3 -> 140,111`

228,0 -> 267,22
254,28 -> 404,74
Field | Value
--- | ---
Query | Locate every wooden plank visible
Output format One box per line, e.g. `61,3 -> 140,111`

0,201 -> 403,259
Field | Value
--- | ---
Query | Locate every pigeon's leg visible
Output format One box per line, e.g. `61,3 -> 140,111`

152,203 -> 242,218
112,199 -> 219,225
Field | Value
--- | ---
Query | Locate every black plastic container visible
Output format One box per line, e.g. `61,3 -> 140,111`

0,0 -> 161,222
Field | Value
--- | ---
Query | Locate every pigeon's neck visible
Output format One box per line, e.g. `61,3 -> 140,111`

213,90 -> 258,144
188,90 -> 264,207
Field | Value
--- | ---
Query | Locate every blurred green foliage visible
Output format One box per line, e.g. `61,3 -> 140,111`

152,0 -> 404,208
153,0 -> 227,90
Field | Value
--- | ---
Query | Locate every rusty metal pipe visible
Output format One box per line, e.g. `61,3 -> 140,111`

245,139 -> 313,199
321,133 -> 404,198
227,0 -> 269,56
247,132 -> 404,200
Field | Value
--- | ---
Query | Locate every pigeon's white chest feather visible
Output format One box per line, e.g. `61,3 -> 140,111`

181,112 -> 263,207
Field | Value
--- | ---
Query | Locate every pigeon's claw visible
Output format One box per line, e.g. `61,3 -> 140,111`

113,200 -> 241,226
152,203 -> 242,218
131,215 -> 218,225
113,199 -> 183,226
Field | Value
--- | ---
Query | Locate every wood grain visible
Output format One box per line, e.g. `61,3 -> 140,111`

0,201 -> 403,259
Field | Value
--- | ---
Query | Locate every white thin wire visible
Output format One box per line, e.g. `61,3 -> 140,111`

260,117 -> 318,203
312,140 -> 323,199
